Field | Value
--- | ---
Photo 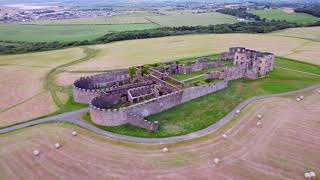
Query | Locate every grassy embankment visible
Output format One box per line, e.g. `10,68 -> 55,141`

83,57 -> 320,138
171,61 -> 233,81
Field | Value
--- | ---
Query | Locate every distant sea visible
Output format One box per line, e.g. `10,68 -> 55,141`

4,3 -> 58,10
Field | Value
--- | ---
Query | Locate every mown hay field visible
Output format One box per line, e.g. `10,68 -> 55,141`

0,48 -> 86,127
0,90 -> 319,179
250,9 -> 319,25
67,33 -> 320,72
271,26 -> 320,42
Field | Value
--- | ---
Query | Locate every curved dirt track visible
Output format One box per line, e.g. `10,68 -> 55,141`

0,89 -> 319,179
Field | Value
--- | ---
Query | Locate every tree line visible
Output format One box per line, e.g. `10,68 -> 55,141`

295,5 -> 320,17
216,8 -> 262,21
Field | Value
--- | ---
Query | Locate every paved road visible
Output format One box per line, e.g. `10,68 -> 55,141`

1,84 -> 319,143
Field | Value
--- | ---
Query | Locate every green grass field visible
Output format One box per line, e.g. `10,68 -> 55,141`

28,11 -> 238,27
146,11 -> 238,27
28,13 -> 152,25
250,9 -> 319,25
0,23 -> 159,42
0,11 -> 238,42
83,57 -> 320,138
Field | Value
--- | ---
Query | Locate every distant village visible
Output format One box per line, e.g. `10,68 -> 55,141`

0,1 -> 268,23
0,6 -> 114,23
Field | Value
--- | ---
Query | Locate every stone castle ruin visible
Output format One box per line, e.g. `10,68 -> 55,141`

73,47 -> 274,132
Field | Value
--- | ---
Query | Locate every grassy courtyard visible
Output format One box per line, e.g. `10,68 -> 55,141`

171,60 -> 233,81
83,57 -> 320,138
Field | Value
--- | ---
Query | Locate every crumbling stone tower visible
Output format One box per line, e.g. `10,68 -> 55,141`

230,47 -> 274,79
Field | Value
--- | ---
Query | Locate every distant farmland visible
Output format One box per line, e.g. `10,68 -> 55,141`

29,11 -> 239,27
0,11 -> 238,42
250,9 -> 319,25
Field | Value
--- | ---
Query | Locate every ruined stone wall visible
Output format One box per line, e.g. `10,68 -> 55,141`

73,86 -> 104,104
79,47 -> 275,132
90,70 -> 129,87
127,113 -> 159,132
73,69 -> 129,104
90,107 -> 128,126
224,66 -> 246,81
125,91 -> 183,117
181,81 -> 228,103
90,92 -> 180,131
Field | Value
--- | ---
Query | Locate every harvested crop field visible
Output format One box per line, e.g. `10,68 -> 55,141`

0,48 -> 87,127
0,92 -> 57,128
0,89 -> 319,179
55,72 -> 102,86
271,26 -> 320,42
67,33 -> 320,71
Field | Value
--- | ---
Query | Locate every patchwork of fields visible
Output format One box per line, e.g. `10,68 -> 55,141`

0,12 -> 319,178
67,32 -> 320,71
29,11 -> 238,26
250,9 -> 319,24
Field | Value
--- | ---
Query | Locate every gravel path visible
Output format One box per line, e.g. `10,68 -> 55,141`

1,84 -> 319,143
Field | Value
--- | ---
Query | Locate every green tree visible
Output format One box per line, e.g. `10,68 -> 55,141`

128,67 -> 136,78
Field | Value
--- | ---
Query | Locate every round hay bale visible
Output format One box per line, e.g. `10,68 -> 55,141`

256,121 -> 262,127
304,172 -> 311,179
257,114 -> 263,119
54,143 -> 61,149
222,134 -> 228,139
236,109 -> 241,114
296,98 -> 301,102
72,131 -> 77,136
300,95 -> 304,100
162,147 -> 169,153
309,171 -> 316,178
213,158 -> 220,165
33,150 -> 40,156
